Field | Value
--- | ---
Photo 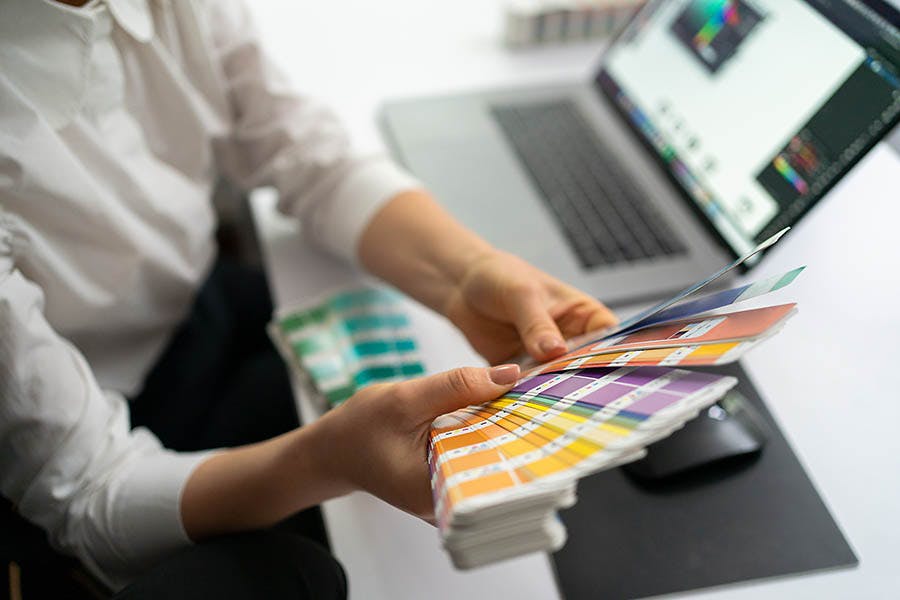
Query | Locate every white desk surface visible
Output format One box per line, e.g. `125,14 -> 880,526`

248,1 -> 900,598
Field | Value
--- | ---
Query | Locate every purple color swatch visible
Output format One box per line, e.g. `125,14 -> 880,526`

543,376 -> 595,399
575,367 -> 618,379
661,371 -> 724,395
513,374 -> 557,394
627,391 -> 682,416
579,383 -> 633,408
613,367 -> 672,388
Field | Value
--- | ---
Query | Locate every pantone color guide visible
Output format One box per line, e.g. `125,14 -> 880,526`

536,341 -> 756,372
270,286 -> 425,407
429,367 -> 737,532
597,228 -> 790,339
534,304 -> 798,374
613,266 -> 804,334
428,247 -> 802,568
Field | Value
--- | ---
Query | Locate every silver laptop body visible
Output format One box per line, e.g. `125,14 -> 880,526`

380,0 -> 900,305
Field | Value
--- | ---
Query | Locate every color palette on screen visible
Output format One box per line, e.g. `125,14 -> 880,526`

692,0 -> 740,50
429,366 -> 736,532
774,154 -> 810,194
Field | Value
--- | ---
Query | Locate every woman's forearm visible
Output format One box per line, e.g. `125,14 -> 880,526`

358,189 -> 494,314
180,418 -> 350,541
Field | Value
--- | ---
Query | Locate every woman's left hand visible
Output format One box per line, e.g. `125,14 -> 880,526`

442,249 -> 617,365
359,191 -> 618,366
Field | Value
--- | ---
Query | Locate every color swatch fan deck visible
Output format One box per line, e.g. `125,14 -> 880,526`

431,366 -> 738,568
268,230 -> 802,570
428,230 -> 803,568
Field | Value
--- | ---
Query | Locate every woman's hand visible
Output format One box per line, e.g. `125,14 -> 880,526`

359,190 -> 617,366
315,364 -> 521,520
182,364 -> 521,537
443,250 -> 618,365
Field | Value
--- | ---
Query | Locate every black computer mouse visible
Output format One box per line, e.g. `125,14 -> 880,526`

623,389 -> 768,481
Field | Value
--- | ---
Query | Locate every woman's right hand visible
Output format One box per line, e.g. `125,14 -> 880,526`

316,364 -> 521,520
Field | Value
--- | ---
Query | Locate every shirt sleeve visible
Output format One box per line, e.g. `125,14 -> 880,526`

203,0 -> 421,264
0,216 -> 214,590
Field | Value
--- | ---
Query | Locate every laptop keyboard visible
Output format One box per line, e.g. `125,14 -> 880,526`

492,100 -> 686,268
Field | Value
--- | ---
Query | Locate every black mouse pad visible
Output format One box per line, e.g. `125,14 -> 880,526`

551,363 -> 857,599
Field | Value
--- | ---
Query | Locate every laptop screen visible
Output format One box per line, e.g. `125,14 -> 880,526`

597,0 -> 900,259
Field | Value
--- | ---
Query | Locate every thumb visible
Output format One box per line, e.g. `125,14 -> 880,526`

402,364 -> 521,422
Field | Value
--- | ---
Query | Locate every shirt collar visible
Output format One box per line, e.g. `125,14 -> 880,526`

107,0 -> 154,43
0,0 -> 155,130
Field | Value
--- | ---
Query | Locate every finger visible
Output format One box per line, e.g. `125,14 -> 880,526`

509,286 -> 567,361
561,298 -> 618,335
401,365 -> 521,422
583,300 -> 619,332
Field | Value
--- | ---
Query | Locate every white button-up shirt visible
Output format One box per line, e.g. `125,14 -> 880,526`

0,0 -> 418,588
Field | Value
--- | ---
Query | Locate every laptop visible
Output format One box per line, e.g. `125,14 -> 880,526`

380,0 -> 900,305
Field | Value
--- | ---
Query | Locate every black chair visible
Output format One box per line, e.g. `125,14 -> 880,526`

1,498 -> 109,599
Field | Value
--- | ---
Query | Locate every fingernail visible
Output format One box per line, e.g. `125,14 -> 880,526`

538,336 -> 566,355
489,364 -> 520,385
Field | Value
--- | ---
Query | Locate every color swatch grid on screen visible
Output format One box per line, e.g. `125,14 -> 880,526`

692,0 -> 739,50
774,155 -> 810,195
670,0 -> 765,74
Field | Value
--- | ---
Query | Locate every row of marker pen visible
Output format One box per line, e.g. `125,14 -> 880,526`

504,0 -> 646,48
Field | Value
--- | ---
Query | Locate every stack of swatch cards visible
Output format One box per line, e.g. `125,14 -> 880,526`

269,286 -> 425,409
429,228 -> 805,568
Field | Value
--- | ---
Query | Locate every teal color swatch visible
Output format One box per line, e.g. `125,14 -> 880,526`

275,286 -> 425,407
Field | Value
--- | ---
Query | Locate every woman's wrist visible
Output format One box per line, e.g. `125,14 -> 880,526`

358,189 -> 497,315
181,418 -> 356,541
273,413 -> 357,512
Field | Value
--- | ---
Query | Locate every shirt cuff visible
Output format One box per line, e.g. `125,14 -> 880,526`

87,443 -> 218,590
305,156 -> 422,264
